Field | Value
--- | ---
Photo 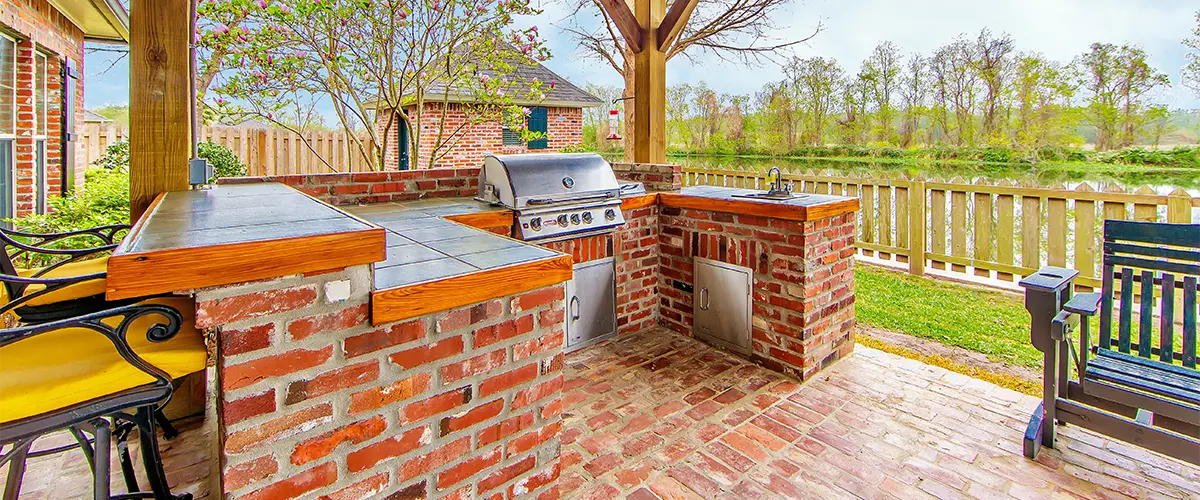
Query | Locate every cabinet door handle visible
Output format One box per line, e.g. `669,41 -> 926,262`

699,288 -> 709,310
569,296 -> 580,320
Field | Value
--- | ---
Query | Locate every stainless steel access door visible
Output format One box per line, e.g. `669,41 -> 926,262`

693,257 -> 752,355
565,257 -> 617,351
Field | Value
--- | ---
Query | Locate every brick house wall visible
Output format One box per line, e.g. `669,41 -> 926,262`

198,265 -> 565,499
0,0 -> 86,217
375,103 -> 584,170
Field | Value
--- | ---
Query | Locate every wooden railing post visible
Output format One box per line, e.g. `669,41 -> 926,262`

908,177 -> 926,276
1167,188 -> 1192,224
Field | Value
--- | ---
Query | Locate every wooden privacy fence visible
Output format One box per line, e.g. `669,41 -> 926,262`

80,123 -> 377,175
683,168 -> 1200,290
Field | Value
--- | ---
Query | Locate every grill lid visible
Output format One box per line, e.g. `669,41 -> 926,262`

477,153 -> 620,208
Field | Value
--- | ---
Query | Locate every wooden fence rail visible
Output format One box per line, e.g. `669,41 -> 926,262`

682,167 -> 1199,290
80,123 -> 376,175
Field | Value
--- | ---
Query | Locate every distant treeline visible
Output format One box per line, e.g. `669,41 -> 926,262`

582,29 -> 1199,161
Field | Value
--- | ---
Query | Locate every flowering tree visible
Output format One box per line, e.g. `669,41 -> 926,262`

197,0 -> 551,171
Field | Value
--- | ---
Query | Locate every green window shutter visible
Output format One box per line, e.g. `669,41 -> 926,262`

527,107 -> 548,149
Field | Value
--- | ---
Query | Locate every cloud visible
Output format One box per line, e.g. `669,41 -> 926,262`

83,0 -> 1199,113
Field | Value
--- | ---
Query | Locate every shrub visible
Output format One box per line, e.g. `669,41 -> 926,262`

198,141 -> 248,179
8,166 -> 132,267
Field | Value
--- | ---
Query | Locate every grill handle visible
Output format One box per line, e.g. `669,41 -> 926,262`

526,192 -> 616,206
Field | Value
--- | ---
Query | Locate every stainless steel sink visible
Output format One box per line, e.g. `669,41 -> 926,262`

731,191 -> 808,201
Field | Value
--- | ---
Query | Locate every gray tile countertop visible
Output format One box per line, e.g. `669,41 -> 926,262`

345,198 -> 558,289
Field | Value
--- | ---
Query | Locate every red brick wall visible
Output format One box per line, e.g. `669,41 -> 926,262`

219,168 -> 480,206
658,208 -> 857,379
538,234 -> 612,265
0,0 -> 86,216
615,204 -> 659,334
375,103 -> 584,170
610,163 -> 682,192
197,265 -> 565,499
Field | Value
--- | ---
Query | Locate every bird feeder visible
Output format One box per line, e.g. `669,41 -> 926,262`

606,108 -> 622,141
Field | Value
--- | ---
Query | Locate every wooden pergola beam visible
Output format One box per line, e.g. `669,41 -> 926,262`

598,0 -> 644,54
632,0 -> 666,163
129,0 -> 194,221
656,0 -> 699,51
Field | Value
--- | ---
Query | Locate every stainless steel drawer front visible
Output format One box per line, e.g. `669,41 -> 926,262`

565,257 -> 617,351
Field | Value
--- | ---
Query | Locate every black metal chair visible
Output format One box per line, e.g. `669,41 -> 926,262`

0,302 -> 203,500
0,225 -> 136,324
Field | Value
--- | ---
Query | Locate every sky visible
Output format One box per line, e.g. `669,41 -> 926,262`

83,0 -> 1200,115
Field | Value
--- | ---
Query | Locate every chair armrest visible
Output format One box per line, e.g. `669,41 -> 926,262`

0,271 -> 107,314
1050,309 -> 1079,341
1063,292 -> 1101,316
1019,266 -> 1080,294
0,303 -> 185,388
2,224 -> 130,244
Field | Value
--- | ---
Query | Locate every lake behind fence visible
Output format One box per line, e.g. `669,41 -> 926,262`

682,166 -> 1199,292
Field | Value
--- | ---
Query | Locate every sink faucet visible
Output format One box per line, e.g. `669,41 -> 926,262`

766,167 -> 790,194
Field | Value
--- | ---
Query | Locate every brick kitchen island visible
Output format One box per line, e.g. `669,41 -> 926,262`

105,164 -> 858,499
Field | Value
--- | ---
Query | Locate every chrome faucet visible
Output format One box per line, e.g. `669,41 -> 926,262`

766,167 -> 792,195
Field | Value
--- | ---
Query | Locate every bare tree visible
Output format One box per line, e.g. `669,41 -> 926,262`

861,41 -> 902,142
899,54 -> 926,146
561,0 -> 821,146
974,28 -> 1014,142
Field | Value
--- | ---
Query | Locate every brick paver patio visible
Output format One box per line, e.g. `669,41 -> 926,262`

562,328 -> 1200,500
5,328 -> 1198,499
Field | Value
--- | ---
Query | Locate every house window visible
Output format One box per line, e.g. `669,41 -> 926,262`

33,52 -> 48,214
501,126 -> 522,146
0,35 -> 15,224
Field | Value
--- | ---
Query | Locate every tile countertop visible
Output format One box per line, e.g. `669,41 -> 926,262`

343,199 -> 561,290
105,183 -> 386,300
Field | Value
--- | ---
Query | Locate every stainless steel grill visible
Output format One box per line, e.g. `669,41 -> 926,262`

476,153 -> 626,242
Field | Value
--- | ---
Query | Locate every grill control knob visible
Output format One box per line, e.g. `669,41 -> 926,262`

530,217 -> 542,231
604,208 -> 617,221
582,212 -> 594,224
570,213 -> 581,225
557,214 -> 569,226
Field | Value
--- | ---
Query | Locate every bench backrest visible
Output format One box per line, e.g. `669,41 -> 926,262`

1099,220 -> 1199,369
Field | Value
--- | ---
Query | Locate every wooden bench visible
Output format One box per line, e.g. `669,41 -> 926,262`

1019,220 -> 1198,466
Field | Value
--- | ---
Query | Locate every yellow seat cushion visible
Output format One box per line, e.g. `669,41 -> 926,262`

16,258 -> 110,307
0,297 -> 206,424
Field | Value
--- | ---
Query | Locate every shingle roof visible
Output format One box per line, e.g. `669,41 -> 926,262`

416,55 -> 604,108
83,109 -> 112,123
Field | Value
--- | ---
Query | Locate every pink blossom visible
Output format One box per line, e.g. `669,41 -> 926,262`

521,107 -> 531,115
549,78 -> 556,89
497,89 -> 505,97
215,24 -> 229,34
530,25 -> 537,32
480,74 -> 491,83
257,0 -> 268,8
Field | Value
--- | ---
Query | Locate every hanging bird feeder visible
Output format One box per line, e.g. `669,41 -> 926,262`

606,96 -> 633,141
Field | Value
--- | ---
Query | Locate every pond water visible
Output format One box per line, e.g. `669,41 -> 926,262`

664,155 -> 1200,195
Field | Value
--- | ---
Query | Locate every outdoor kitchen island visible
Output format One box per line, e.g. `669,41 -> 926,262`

104,164 -> 860,499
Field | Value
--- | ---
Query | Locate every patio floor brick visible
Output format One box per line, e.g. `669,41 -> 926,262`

561,328 -> 1200,499
5,327 -> 1199,499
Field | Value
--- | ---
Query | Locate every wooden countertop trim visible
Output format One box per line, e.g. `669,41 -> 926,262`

107,227 -> 386,300
370,253 -> 573,325
658,192 -> 860,222
442,209 -> 514,230
621,193 -> 660,211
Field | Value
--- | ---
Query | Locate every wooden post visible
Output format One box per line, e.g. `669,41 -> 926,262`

908,178 -> 926,276
1166,188 -> 1191,224
129,0 -> 193,221
633,0 -> 666,164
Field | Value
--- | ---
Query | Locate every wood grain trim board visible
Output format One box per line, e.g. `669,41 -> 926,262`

107,228 -> 386,300
443,210 -> 514,230
620,193 -> 660,212
658,192 -> 860,222
371,253 -> 573,325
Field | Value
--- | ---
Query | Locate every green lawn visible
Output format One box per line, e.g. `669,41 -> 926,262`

854,264 -> 1041,368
